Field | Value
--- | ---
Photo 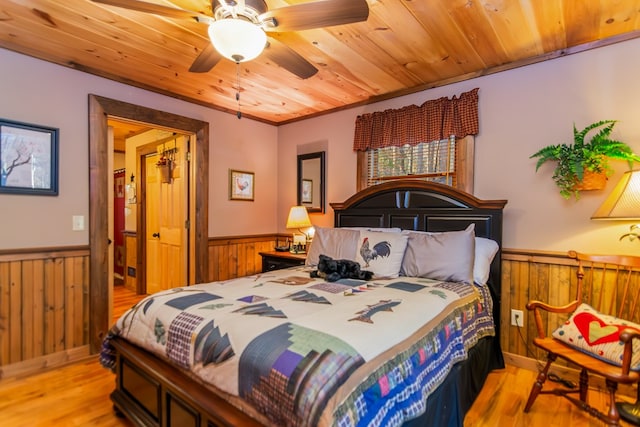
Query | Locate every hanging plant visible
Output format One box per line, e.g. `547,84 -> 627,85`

530,120 -> 640,199
156,155 -> 169,167
156,155 -> 172,183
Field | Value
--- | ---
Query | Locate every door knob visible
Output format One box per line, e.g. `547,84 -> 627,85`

152,232 -> 160,238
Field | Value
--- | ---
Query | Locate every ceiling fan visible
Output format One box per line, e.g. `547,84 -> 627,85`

92,0 -> 370,79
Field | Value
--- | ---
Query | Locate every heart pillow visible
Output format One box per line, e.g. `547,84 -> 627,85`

552,303 -> 640,369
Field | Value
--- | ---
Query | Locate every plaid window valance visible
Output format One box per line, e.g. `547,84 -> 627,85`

353,88 -> 479,152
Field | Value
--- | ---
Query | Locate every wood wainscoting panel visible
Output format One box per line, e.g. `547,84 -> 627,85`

124,232 -> 137,293
0,247 -> 90,374
500,249 -> 640,364
501,250 -> 577,362
4,243 -> 605,378
208,234 -> 280,282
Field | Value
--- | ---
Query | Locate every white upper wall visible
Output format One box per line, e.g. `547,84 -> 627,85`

277,37 -> 640,255
3,37 -> 640,254
0,48 -> 278,249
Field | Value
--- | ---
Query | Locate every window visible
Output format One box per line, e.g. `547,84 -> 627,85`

356,135 -> 474,192
352,89 -> 479,192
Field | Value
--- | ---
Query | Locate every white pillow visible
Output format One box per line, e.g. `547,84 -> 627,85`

305,227 -> 359,266
400,224 -> 476,284
474,237 -> 499,285
343,227 -> 402,232
354,230 -> 408,278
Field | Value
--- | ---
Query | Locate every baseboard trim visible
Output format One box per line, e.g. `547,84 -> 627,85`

0,346 -> 91,380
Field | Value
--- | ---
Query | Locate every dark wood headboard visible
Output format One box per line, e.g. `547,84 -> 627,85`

331,180 -> 507,334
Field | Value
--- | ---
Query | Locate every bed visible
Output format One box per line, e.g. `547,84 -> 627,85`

101,180 -> 507,427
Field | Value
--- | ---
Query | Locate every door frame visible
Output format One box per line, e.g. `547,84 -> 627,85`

88,95 -> 209,353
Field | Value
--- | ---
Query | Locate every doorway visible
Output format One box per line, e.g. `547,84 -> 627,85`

88,95 -> 209,353
110,124 -> 191,295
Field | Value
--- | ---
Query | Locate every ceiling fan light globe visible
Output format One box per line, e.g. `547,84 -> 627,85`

207,19 -> 267,63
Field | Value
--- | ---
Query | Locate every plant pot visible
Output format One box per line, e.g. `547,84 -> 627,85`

158,163 -> 172,183
573,169 -> 607,191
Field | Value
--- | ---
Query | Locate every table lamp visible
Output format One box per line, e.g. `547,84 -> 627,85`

286,206 -> 313,254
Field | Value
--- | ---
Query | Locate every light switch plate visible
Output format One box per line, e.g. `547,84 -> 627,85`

72,215 -> 85,231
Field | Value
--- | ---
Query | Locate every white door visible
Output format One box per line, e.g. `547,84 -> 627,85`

145,136 -> 189,293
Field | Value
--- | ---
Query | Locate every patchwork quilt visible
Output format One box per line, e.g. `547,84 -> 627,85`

101,266 -> 495,427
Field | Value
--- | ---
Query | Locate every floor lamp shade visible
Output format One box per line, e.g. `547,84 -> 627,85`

592,170 -> 640,220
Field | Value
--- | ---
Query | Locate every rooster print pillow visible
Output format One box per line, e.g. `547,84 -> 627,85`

355,230 -> 408,278
552,303 -> 640,370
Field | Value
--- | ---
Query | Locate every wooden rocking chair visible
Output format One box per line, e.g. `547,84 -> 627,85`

524,250 -> 640,426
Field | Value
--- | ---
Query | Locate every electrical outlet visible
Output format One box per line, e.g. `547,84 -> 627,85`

511,309 -> 524,327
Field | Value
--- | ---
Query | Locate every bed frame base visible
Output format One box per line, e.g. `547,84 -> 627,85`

111,337 -> 263,427
110,334 -> 502,427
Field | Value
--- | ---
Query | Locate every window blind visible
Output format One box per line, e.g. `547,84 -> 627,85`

366,136 -> 456,187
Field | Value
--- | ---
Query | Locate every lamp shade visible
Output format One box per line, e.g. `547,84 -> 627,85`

286,206 -> 312,229
592,170 -> 640,220
207,19 -> 267,63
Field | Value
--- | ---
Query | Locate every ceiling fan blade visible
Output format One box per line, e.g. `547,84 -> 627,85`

260,0 -> 369,32
92,0 -> 210,22
189,43 -> 223,73
264,37 -> 318,79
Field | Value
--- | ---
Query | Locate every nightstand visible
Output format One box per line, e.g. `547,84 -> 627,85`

259,251 -> 306,272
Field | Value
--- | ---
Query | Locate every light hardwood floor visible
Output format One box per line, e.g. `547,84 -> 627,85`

0,285 -> 637,427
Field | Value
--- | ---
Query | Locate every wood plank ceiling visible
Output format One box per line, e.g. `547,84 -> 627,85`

1,1 -> 640,125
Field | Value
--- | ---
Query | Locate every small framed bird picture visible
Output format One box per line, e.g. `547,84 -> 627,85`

229,169 -> 254,201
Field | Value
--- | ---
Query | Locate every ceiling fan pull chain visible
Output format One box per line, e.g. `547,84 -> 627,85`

235,61 -> 242,119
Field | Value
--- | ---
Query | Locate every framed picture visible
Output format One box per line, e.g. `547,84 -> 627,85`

301,179 -> 313,203
0,119 -> 59,196
229,169 -> 254,201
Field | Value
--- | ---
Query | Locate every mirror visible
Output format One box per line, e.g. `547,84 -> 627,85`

297,151 -> 325,213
